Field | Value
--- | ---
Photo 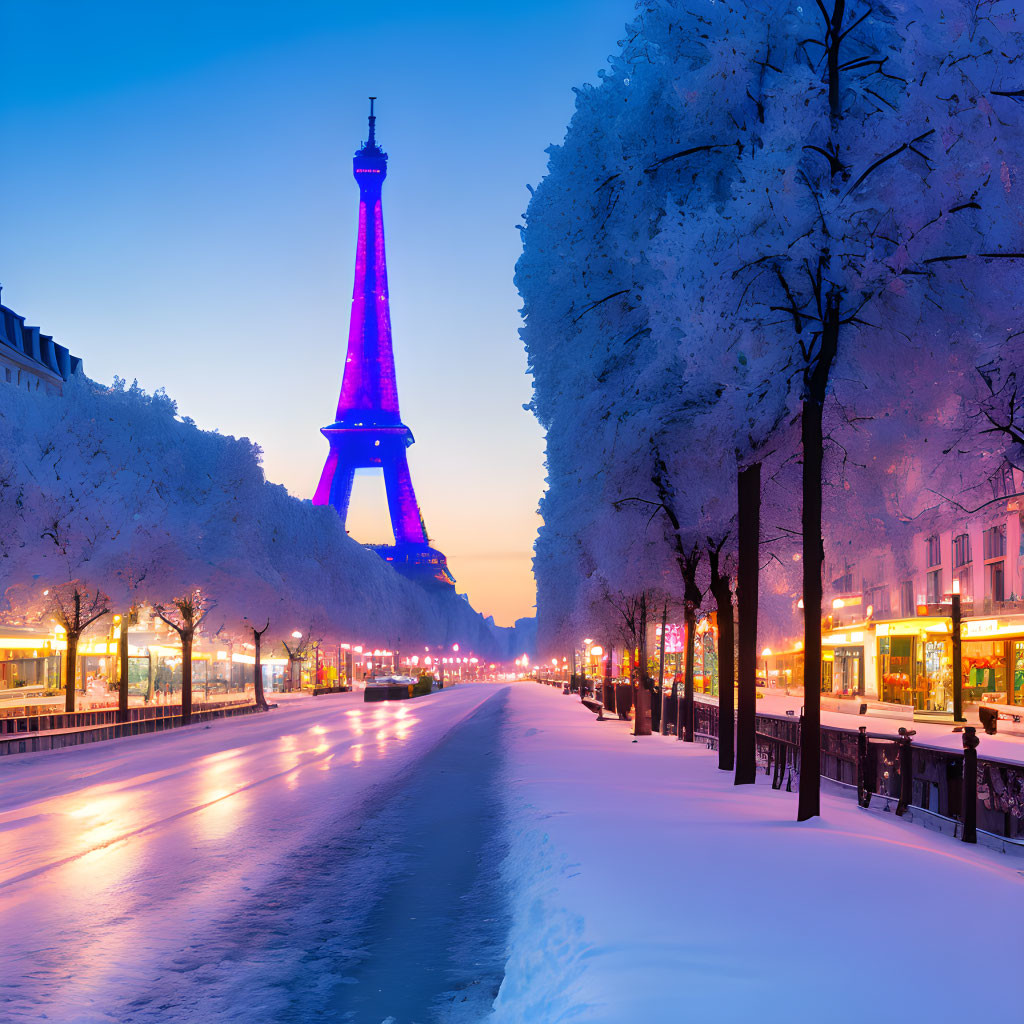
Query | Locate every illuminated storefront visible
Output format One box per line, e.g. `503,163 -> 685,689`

875,617 -> 953,711
761,645 -> 805,692
822,624 -> 874,698
754,611 -> 1024,712
652,620 -> 719,695
960,617 -> 1024,706
0,626 -> 62,700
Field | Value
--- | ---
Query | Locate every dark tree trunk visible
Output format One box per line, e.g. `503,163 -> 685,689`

181,631 -> 193,725
681,603 -> 696,742
709,548 -> 735,772
64,633 -> 79,713
634,594 -> 652,735
253,627 -> 269,710
604,643 -> 615,715
797,294 -> 839,822
118,617 -> 129,723
799,395 -> 824,820
736,462 -> 761,785
677,548 -> 702,743
656,602 -> 667,734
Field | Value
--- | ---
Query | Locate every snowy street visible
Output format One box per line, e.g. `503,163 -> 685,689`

3,681 -> 1022,1023
0,685 -> 510,1023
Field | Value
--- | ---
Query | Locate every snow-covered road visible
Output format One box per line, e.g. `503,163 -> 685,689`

0,685 -> 510,1023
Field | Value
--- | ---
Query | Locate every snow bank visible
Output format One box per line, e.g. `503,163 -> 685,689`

494,684 -> 1024,1023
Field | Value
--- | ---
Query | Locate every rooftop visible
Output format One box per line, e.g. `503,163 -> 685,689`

0,286 -> 83,388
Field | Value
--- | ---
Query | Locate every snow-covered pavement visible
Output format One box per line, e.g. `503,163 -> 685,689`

0,685 -> 509,1023
494,684 -> 1024,1024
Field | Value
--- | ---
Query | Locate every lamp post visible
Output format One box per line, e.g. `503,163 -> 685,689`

951,579 -> 964,723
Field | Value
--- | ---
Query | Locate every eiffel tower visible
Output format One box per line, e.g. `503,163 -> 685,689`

313,99 -> 454,588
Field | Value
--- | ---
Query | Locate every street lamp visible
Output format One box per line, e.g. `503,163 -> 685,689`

951,578 -> 964,723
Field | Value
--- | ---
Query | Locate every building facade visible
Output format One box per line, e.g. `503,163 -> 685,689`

0,288 -> 82,394
804,464 -> 1024,711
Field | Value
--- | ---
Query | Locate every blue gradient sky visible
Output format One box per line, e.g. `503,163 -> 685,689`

1,0 -> 630,625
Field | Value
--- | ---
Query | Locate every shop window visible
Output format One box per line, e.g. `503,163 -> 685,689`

922,638 -> 953,711
833,646 -> 864,696
952,533 -> 971,568
963,639 -> 1007,703
925,534 -> 941,568
983,524 -> 1007,560
1013,641 -> 1024,707
926,569 -> 942,604
880,635 -> 914,705
0,654 -> 61,690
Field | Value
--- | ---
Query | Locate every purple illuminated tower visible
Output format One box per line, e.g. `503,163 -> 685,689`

314,99 -> 454,588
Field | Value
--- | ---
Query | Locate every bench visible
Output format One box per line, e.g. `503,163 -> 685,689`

581,697 -> 605,721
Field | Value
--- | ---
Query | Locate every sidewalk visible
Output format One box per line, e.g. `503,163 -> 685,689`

493,682 -> 1024,1024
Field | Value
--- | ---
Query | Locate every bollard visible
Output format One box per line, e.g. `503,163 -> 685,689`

961,726 -> 979,844
857,726 -> 871,808
895,727 -> 916,816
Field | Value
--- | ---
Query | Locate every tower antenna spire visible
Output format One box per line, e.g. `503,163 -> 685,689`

367,96 -> 377,149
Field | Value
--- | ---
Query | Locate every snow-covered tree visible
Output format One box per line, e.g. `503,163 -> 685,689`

0,376 -> 518,667
698,0 -> 1024,819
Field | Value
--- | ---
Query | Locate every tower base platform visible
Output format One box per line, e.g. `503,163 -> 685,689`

367,543 -> 455,590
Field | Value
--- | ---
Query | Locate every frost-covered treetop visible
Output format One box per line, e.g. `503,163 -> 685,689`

0,376 -> 516,656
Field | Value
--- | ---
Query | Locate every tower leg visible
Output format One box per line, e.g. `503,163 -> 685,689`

329,463 -> 357,529
312,450 -> 340,507
383,451 -> 427,546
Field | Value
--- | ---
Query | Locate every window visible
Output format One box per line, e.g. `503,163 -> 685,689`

899,581 -> 915,617
955,566 -> 973,601
983,524 -> 1007,561
925,535 -> 941,568
986,561 -> 1005,604
3,367 -> 9,383
926,569 -> 942,604
952,533 -> 971,568
864,585 -> 891,616
833,569 -> 853,594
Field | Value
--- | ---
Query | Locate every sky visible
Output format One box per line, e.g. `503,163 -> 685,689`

0,0 -> 631,626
